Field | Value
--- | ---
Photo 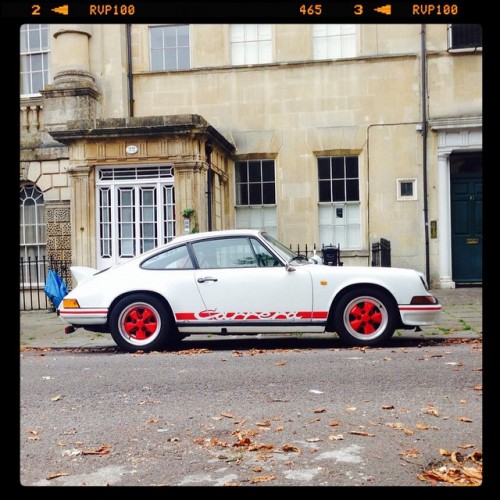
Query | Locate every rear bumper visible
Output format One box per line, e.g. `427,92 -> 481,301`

58,308 -> 109,326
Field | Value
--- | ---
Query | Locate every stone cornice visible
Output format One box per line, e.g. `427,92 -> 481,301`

50,114 -> 235,155
429,116 -> 482,131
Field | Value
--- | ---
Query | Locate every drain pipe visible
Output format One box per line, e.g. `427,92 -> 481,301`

205,141 -> 213,231
420,24 -> 430,286
126,24 -> 134,117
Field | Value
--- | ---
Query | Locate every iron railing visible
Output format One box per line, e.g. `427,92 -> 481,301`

289,243 -> 342,265
20,256 -> 72,311
371,238 -> 391,267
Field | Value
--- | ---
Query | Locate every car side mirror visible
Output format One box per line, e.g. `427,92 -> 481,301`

285,262 -> 296,272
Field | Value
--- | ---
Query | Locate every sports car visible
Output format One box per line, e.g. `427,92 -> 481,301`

58,229 -> 441,352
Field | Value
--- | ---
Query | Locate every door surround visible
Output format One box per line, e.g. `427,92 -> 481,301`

431,117 -> 482,289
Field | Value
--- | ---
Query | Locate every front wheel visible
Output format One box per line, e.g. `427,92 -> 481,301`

110,294 -> 179,352
334,288 -> 398,347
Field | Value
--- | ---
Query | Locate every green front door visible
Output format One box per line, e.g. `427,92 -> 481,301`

450,152 -> 482,284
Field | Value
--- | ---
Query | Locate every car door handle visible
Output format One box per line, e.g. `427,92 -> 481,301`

197,276 -> 218,283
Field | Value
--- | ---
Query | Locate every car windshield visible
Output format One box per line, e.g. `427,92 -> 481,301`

261,232 -> 307,264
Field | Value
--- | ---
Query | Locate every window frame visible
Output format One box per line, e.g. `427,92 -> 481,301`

20,184 -> 46,286
230,24 -> 273,66
448,24 -> 482,52
312,24 -> 357,60
149,24 -> 191,72
317,155 -> 361,250
20,23 -> 51,97
235,159 -> 276,207
396,178 -> 418,201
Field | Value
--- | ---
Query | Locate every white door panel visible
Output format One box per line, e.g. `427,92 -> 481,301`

194,267 -> 313,321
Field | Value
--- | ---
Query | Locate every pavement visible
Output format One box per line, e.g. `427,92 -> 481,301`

19,287 -> 483,350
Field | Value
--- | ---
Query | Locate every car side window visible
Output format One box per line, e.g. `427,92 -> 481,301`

192,237 -> 260,269
141,245 -> 194,270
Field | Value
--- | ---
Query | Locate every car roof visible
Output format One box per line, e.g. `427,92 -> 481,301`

171,229 -> 264,244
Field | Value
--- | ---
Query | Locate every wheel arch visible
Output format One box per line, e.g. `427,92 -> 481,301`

326,283 -> 401,331
108,290 -> 177,326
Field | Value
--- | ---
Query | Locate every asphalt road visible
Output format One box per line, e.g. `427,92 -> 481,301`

19,334 -> 483,488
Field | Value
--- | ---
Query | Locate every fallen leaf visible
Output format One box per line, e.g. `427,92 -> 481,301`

423,406 -> 439,417
221,412 -> 235,419
451,451 -> 464,465
314,408 -> 326,413
349,431 -> 374,437
458,416 -> 473,423
473,385 -> 482,391
250,475 -> 276,483
329,420 -> 340,427
256,420 -> 271,427
51,395 -> 62,401
458,444 -> 475,449
81,444 -> 111,455
382,405 -> 395,410
233,438 -> 252,447
328,434 -> 344,441
274,361 -> 287,366
388,422 -> 404,430
416,424 -> 429,430
309,418 -> 321,423
281,444 -> 301,453
440,448 -> 452,456
400,449 -> 420,458
248,443 -> 274,451
306,438 -> 321,442
345,407 -> 357,412
46,472 -> 69,480
419,449 -> 482,486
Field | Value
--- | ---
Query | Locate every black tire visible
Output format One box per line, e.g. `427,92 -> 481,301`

110,294 -> 179,352
334,287 -> 398,347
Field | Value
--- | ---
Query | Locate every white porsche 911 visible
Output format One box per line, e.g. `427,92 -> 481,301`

58,229 -> 441,352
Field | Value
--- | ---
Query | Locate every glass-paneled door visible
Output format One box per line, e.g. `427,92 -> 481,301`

96,165 -> 175,269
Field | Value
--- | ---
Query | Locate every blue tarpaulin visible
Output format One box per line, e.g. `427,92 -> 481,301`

44,269 -> 69,308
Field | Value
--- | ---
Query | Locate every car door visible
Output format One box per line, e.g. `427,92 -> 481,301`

191,236 -> 314,329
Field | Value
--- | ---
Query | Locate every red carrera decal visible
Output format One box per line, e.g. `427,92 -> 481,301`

175,310 -> 328,321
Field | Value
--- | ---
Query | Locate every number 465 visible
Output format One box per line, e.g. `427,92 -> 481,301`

300,4 -> 322,15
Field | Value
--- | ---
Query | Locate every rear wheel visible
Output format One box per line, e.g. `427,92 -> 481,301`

334,288 -> 398,347
110,294 -> 179,352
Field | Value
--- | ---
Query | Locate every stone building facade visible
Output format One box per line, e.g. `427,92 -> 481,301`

20,23 -> 482,299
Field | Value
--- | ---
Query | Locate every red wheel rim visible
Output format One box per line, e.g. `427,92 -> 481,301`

118,302 -> 162,345
343,296 -> 388,340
